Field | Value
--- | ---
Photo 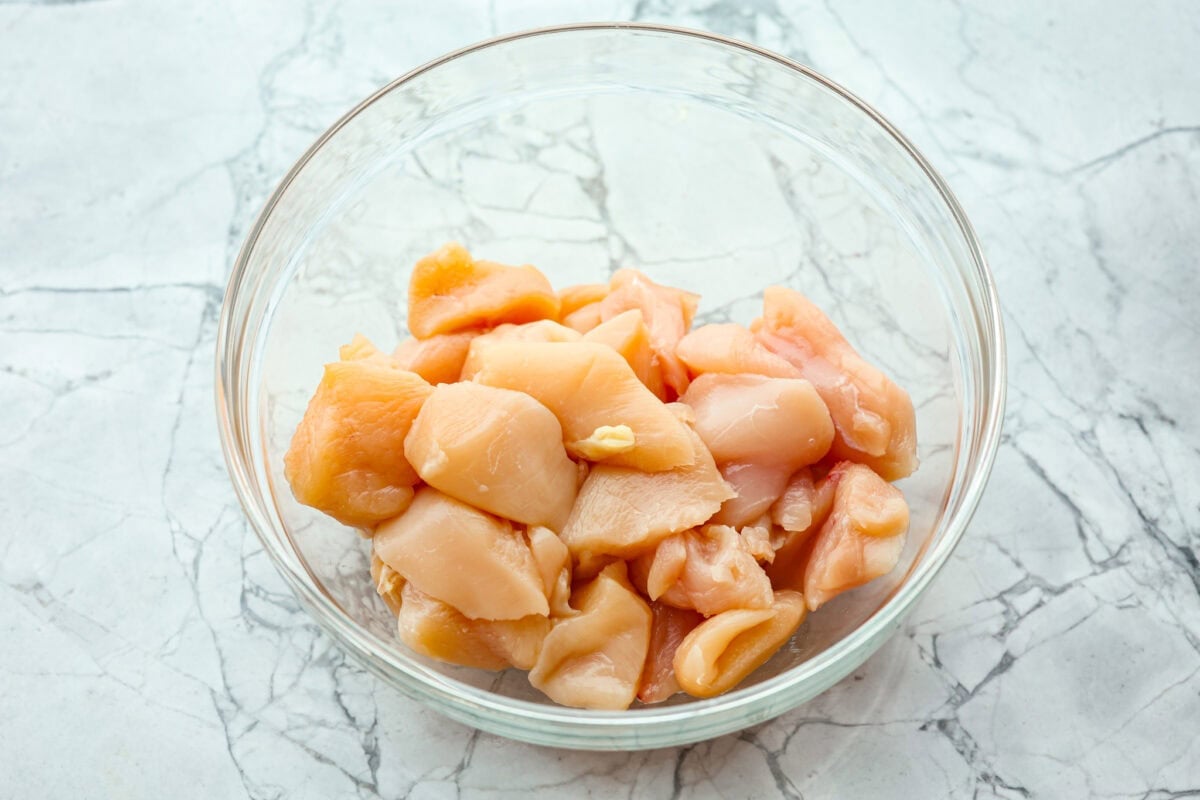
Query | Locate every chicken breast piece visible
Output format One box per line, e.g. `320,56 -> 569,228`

673,590 -> 807,698
681,373 -> 834,471
374,487 -> 549,620
753,286 -> 918,480
599,268 -> 699,399
583,308 -> 667,400
558,283 -> 609,318
561,423 -> 733,562
394,331 -> 478,385
803,463 -> 910,610
283,349 -> 432,529
770,468 -> 819,533
396,582 -> 551,671
633,525 -> 774,616
458,319 -> 581,380
479,615 -> 554,671
561,301 -> 603,333
471,340 -> 693,471
404,382 -> 577,531
740,522 -> 774,563
528,562 -> 652,710
710,461 -> 792,528
676,323 -> 800,379
527,526 -> 575,618
637,602 -> 703,705
764,468 -> 839,592
397,582 -> 510,670
406,242 -> 559,337
339,332 -> 395,364
370,551 -> 404,615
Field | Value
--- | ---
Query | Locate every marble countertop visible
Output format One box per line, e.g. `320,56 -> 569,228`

3,1 -> 1198,797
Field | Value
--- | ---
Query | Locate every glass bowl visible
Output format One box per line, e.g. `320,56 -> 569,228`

215,23 -> 1005,750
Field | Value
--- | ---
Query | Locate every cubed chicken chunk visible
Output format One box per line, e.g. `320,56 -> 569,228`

396,582 -> 551,670
561,422 -> 733,562
458,319 -> 581,380
557,283 -> 609,318
339,332 -> 395,364
404,382 -> 577,531
283,349 -> 432,528
676,323 -> 800,379
599,268 -> 699,398
637,602 -> 703,705
803,463 -> 910,610
765,467 -> 839,592
632,525 -> 773,617
527,526 -> 575,618
673,590 -> 807,698
394,331 -> 478,385
753,286 -> 917,480
374,487 -> 549,620
471,341 -> 693,471
407,242 -> 559,337
583,309 -> 667,400
528,562 -> 652,710
561,301 -> 603,333
710,461 -> 792,528
681,373 -> 834,471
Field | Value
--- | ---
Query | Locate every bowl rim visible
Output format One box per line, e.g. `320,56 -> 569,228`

215,21 -> 1007,747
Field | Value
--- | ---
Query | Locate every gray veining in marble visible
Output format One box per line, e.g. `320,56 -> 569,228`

2,1 -> 1198,798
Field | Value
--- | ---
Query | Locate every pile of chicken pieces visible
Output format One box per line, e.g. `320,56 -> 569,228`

284,243 -> 917,709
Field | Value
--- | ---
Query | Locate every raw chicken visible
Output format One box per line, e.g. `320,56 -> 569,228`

582,309 -> 667,400
681,373 -> 834,470
396,582 -> 551,670
339,332 -> 395,364
803,463 -> 909,610
560,423 -> 733,562
575,459 -> 590,489
528,562 -> 652,710
753,286 -> 918,480
558,283 -> 609,318
479,615 -> 553,670
397,583 -> 509,670
285,257 -> 921,707
673,590 -> 807,698
637,603 -> 703,705
374,487 -> 549,620
599,268 -> 699,398
458,319 -> 581,380
561,302 -> 603,333
283,351 -> 432,529
404,382 -> 577,531
527,526 -> 575,618
572,554 -> 620,584
370,551 -> 404,615
676,323 -> 800,379
634,525 -> 774,617
765,468 -> 839,592
471,341 -> 693,471
739,520 -> 774,563
394,331 -> 478,385
406,242 -> 560,337
770,468 -> 821,533
635,532 -> 687,600
710,461 -> 791,528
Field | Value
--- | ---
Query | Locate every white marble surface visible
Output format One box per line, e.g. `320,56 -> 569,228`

2,1 -> 1198,797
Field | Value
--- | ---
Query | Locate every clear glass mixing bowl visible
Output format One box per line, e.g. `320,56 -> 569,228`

216,23 -> 1005,750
